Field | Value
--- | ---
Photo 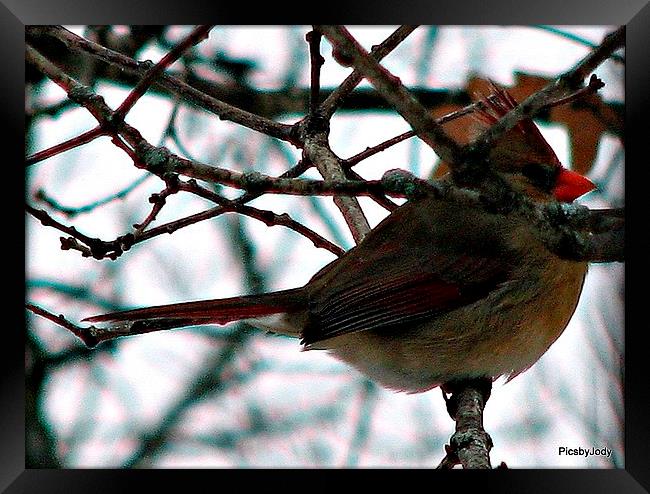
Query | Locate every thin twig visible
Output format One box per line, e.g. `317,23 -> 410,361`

26,204 -> 132,260
177,179 -> 345,256
307,29 -> 324,115
319,25 -> 418,118
164,98 -> 199,161
26,205 -> 100,249
342,100 -> 483,168
132,175 -> 180,231
26,127 -> 105,167
319,25 -> 462,165
545,74 -> 605,109
34,174 -> 150,218
27,26 -> 297,145
115,25 -> 214,119
26,303 -> 99,348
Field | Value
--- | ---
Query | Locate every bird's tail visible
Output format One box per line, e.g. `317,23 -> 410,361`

83,288 -> 306,335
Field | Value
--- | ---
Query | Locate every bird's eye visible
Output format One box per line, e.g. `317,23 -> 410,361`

522,163 -> 558,192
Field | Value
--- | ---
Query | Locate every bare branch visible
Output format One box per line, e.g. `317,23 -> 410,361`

342,100 -> 485,168
306,29 -> 324,114
115,25 -> 214,119
319,25 -> 462,165
27,42 -> 346,257
27,25 -> 297,145
27,29 -> 624,263
440,378 -> 493,469
132,175 -> 180,232
26,127 -> 105,167
302,130 -> 371,243
319,25 -> 418,119
26,303 -> 99,348
177,179 -> 345,256
34,175 -> 150,218
302,28 -> 370,243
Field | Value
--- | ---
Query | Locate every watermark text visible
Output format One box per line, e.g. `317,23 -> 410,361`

558,446 -> 611,458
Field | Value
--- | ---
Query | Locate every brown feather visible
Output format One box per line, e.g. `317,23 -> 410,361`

300,196 -> 515,346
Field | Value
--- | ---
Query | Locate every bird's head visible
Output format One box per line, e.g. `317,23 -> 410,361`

473,82 -> 595,203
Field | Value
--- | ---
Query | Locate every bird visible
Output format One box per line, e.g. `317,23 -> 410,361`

84,84 -> 596,394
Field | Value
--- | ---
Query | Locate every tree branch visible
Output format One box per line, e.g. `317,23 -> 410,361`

115,25 -> 214,119
27,25 -> 297,145
439,378 -> 493,469
26,43 -> 346,259
319,25 -> 418,119
26,303 -> 100,348
26,127 -> 105,167
342,100 -> 488,168
318,25 -> 462,165
27,29 -> 624,264
304,28 -> 370,242
35,174 -> 150,218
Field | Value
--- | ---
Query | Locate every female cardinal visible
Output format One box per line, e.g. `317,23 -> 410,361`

85,85 -> 595,393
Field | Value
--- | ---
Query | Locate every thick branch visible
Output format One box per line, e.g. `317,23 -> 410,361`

379,171 -> 624,263
303,133 -> 370,243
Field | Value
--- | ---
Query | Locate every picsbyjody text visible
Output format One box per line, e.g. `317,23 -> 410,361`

558,446 -> 612,458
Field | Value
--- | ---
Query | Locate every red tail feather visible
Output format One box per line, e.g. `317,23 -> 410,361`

83,288 -> 306,326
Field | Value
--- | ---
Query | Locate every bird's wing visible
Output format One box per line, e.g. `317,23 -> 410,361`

301,200 -> 516,347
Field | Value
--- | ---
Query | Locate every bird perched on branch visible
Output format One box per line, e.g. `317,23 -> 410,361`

85,84 -> 595,393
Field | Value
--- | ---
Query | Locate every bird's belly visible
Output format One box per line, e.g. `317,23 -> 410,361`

325,260 -> 587,393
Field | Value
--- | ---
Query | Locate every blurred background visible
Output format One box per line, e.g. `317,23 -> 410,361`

25,25 -> 624,467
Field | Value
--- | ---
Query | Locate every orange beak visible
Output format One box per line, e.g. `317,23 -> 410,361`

553,168 -> 596,203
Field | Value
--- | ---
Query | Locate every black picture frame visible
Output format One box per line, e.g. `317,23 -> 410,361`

10,1 -> 648,491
